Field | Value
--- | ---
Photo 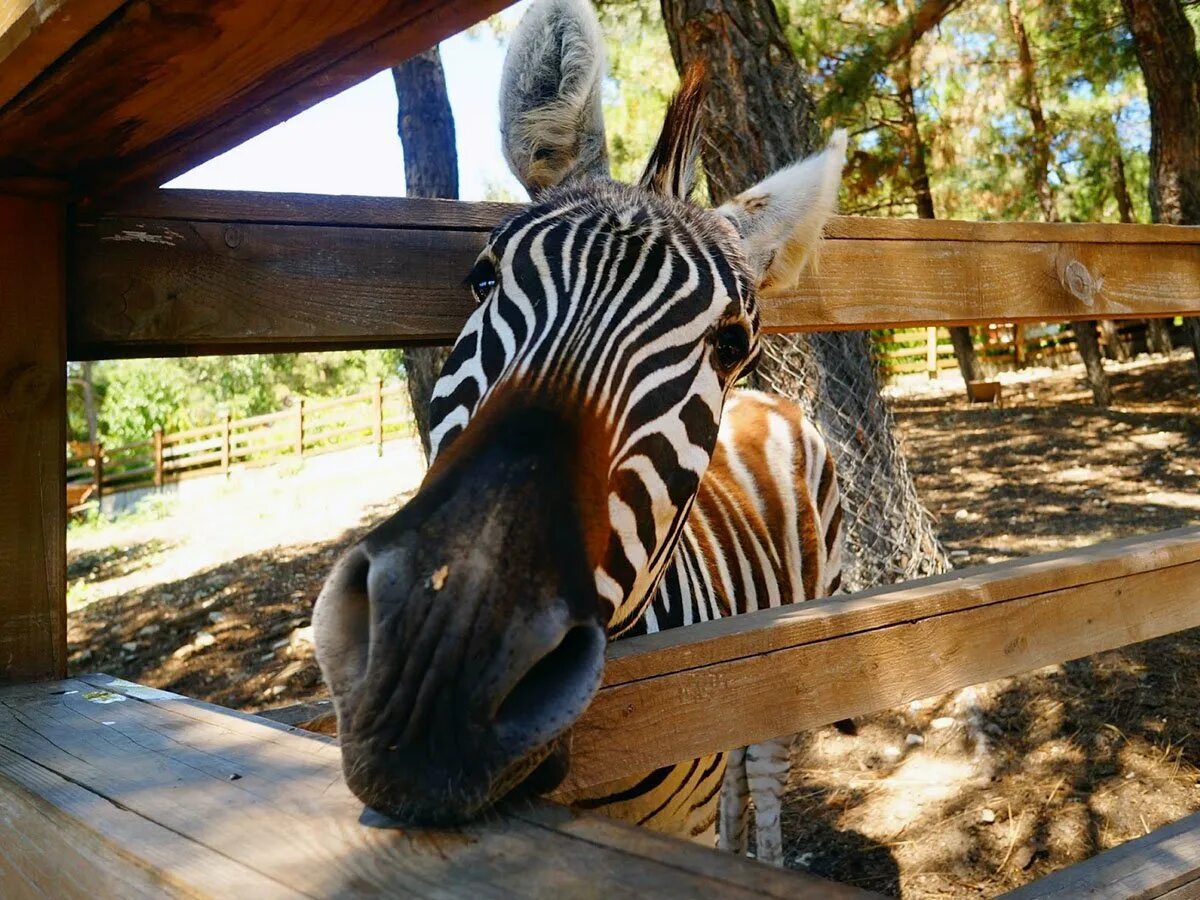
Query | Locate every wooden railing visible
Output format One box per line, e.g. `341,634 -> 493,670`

875,321 -> 1150,378
32,190 -> 1200,896
66,379 -> 412,508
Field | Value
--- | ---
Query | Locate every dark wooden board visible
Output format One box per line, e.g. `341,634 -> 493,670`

68,191 -> 1200,358
0,193 -> 66,682
0,0 -> 513,197
0,675 -> 878,899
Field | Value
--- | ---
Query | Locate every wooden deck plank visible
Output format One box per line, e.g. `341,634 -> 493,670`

0,676 -> 877,899
69,192 -> 1200,358
561,528 -> 1200,790
0,743 -> 291,898
0,192 -> 67,681
1003,809 -> 1200,899
0,1 -> 511,196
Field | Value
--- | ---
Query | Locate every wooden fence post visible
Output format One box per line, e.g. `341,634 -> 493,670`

295,398 -> 305,459
0,191 -> 67,682
153,426 -> 164,489
220,411 -> 232,477
372,379 -> 384,457
926,327 -> 939,380
93,441 -> 104,504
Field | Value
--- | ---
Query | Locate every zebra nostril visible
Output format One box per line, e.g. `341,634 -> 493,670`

494,622 -> 607,755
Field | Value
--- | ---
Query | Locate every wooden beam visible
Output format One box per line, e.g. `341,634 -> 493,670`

1003,810 -> 1200,899
0,0 -> 512,196
68,191 -> 1200,358
0,192 -> 66,683
0,1 -> 125,110
560,528 -> 1200,791
0,676 -> 879,899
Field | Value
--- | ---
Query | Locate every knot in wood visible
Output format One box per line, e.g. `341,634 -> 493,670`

1061,259 -> 1098,307
0,363 -> 53,419
223,226 -> 243,249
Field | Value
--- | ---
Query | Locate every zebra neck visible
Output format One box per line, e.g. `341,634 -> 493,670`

640,523 -> 723,635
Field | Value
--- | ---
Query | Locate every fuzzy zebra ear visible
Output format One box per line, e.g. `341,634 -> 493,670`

716,130 -> 848,297
638,62 -> 706,201
500,0 -> 610,199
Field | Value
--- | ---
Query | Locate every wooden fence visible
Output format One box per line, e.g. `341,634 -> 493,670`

66,380 -> 412,509
874,321 -> 1151,378
3,0 -> 1200,893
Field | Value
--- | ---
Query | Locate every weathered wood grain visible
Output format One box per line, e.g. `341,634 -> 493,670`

1003,809 -> 1200,899
0,0 -> 512,196
767,237 -> 1200,331
70,216 -> 481,357
561,528 -> 1200,790
0,193 -> 66,682
0,1 -> 125,107
0,676 -> 876,899
95,189 -> 1200,240
69,193 -> 1200,358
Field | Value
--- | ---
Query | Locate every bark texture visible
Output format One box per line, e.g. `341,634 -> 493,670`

1122,0 -> 1200,383
392,49 -> 457,458
660,0 -> 949,589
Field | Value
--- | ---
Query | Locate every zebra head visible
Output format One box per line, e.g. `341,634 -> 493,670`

314,0 -> 845,826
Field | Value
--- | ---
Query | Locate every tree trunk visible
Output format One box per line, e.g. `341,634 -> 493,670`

1147,319 -> 1174,355
660,0 -> 949,590
896,51 -> 981,390
1009,0 -> 1111,403
1074,322 -> 1113,405
80,360 -> 99,444
393,49 -> 456,458
1122,0 -> 1200,385
1006,0 -> 1056,222
1104,146 -> 1134,362
1098,320 -> 1131,363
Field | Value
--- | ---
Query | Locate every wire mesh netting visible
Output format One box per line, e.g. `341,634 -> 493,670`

752,331 -> 951,592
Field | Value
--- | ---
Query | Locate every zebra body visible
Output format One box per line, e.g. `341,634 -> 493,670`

568,389 -> 844,860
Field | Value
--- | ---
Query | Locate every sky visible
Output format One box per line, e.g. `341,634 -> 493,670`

163,3 -> 532,201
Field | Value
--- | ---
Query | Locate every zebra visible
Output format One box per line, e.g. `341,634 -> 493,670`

313,0 -> 846,867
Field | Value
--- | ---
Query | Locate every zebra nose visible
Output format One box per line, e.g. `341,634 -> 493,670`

490,614 -> 607,758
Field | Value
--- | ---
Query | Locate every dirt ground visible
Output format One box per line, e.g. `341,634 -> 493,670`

67,352 -> 1200,897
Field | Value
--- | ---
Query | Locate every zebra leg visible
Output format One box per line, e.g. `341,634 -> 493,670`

746,737 -> 790,866
717,746 -> 749,854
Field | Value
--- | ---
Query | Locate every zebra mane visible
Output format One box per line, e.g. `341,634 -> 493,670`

500,0 -> 610,199
638,61 -> 706,201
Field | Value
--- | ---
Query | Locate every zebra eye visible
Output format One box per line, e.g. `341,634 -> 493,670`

465,258 -> 498,304
713,324 -> 751,372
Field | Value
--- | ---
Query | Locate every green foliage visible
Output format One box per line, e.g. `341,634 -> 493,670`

76,350 -> 403,448
596,1 -> 678,183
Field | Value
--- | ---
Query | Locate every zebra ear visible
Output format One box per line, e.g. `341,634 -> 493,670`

500,0 -> 610,199
716,130 -> 847,297
638,62 -> 705,200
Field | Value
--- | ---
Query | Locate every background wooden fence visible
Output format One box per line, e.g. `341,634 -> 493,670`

874,320 -> 1165,378
66,379 -> 413,510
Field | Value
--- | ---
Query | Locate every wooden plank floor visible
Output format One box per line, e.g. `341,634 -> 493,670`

0,675 -> 878,899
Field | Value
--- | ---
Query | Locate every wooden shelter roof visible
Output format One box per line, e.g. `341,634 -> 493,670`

0,0 -> 511,198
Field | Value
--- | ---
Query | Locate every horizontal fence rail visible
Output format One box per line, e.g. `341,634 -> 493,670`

560,527 -> 1200,792
68,191 -> 1200,359
66,381 -> 411,506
